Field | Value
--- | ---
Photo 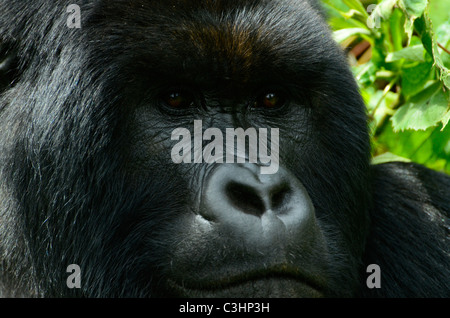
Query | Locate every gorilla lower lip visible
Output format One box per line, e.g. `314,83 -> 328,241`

168,275 -> 324,298
168,269 -> 325,297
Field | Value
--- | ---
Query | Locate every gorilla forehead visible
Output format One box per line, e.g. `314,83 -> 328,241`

89,0 -> 330,82
175,0 -> 325,56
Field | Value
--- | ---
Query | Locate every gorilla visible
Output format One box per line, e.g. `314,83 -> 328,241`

0,0 -> 448,298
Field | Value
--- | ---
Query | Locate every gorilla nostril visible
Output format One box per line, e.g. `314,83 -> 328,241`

225,182 -> 266,217
270,184 -> 291,212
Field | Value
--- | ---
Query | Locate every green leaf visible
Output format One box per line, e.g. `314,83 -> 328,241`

368,89 -> 399,127
386,45 -> 426,62
399,0 -> 427,18
390,8 -> 406,51
353,61 -> 378,86
322,1 -> 369,30
436,20 -> 450,45
429,0 -> 450,26
443,110 -> 450,129
342,0 -> 368,16
372,152 -> 411,165
321,0 -> 350,13
333,28 -> 371,42
436,21 -> 450,68
376,123 -> 450,173
414,11 -> 450,90
432,125 -> 450,161
401,58 -> 434,96
391,81 -> 448,131
398,0 -> 428,42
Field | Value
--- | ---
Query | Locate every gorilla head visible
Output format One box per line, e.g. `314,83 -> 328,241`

1,0 -> 447,298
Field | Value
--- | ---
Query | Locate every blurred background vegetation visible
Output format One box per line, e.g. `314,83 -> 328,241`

321,0 -> 450,174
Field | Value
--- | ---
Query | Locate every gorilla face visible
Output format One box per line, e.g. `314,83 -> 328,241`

0,0 -> 371,297
114,0 -> 371,297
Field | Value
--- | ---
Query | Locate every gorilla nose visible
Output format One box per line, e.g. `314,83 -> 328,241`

200,164 -> 316,242
222,170 -> 291,217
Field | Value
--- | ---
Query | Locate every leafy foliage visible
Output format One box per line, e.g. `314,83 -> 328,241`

322,0 -> 450,173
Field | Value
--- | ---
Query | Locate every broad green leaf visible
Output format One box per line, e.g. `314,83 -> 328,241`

391,81 -> 448,131
401,58 -> 434,96
333,28 -> 371,42
376,124 -> 450,173
386,44 -> 426,62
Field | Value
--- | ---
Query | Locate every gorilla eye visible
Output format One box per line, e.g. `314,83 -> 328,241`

254,92 -> 285,109
162,91 -> 195,109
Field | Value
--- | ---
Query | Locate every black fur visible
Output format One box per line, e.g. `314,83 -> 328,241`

362,163 -> 449,297
0,0 -> 448,297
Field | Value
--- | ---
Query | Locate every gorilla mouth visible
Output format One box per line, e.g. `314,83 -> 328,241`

167,267 -> 326,298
